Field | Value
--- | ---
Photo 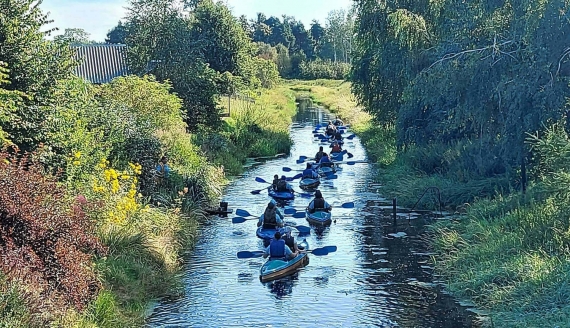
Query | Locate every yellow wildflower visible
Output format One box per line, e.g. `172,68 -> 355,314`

74,151 -> 81,159
73,161 -> 81,166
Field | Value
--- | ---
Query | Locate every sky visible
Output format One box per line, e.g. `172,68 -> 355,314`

40,0 -> 353,42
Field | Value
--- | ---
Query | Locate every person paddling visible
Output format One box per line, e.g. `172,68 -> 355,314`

271,174 -> 280,191
307,190 -> 332,214
333,116 -> 344,126
263,231 -> 298,260
302,163 -> 319,179
258,201 -> 284,228
315,146 -> 325,162
319,153 -> 333,168
330,141 -> 342,153
276,175 -> 294,193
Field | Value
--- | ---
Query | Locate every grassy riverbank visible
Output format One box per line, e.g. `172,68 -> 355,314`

290,79 -> 570,327
0,78 -> 297,328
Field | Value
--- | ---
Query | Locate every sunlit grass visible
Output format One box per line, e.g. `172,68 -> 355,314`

432,188 -> 570,327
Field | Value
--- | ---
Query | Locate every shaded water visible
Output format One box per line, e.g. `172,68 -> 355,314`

147,100 -> 484,327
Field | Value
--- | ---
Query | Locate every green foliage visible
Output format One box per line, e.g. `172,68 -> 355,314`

54,28 -> 96,45
298,59 -> 350,80
0,62 -> 24,145
351,0 -> 570,191
0,0 -> 75,150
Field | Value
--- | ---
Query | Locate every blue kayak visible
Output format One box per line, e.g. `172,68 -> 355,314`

306,210 -> 332,226
256,226 -> 291,240
268,189 -> 295,200
330,152 -> 343,161
260,244 -> 309,282
317,166 -> 336,176
299,178 -> 320,189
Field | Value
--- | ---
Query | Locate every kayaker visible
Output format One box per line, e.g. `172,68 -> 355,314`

258,201 -> 284,228
307,190 -> 332,213
326,122 -> 336,136
333,116 -> 344,126
283,230 -> 301,253
315,146 -> 325,162
333,130 -> 343,142
271,174 -> 280,191
319,153 -> 334,168
330,141 -> 342,153
302,163 -> 319,179
263,231 -> 298,260
276,175 -> 294,193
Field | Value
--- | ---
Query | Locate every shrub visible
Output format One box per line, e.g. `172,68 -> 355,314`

0,150 -> 105,314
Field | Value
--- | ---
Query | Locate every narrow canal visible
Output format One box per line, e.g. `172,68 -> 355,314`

147,100 -> 484,327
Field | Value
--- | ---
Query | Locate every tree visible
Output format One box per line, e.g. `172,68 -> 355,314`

0,0 -> 76,150
126,0 -> 221,128
54,28 -> 93,45
106,21 -> 130,44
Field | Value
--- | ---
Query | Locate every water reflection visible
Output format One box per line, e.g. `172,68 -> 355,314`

146,102 -> 483,328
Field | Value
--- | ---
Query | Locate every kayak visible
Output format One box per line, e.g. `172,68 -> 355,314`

268,189 -> 295,200
306,210 -> 333,226
259,247 -> 309,282
330,152 -> 343,161
256,225 -> 291,241
317,166 -> 336,176
299,178 -> 320,190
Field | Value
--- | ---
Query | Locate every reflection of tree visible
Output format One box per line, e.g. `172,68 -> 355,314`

356,205 -> 479,327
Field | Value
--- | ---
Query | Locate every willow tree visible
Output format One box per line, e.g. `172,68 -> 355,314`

351,0 -> 570,178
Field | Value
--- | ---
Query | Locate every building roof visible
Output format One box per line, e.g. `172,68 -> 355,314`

73,44 -> 129,84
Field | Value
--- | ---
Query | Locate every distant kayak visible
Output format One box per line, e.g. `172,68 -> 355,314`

299,178 -> 320,190
268,189 -> 295,200
317,166 -> 336,176
306,210 -> 332,226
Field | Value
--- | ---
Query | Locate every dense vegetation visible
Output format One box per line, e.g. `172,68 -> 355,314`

349,0 -> 570,325
0,0 -> 296,326
106,4 -> 355,80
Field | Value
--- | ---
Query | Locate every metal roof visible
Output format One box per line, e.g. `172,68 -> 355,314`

73,44 -> 129,84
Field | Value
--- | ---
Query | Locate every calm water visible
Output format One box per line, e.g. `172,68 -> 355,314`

147,100 -> 484,327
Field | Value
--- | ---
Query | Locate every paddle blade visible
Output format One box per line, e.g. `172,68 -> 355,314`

341,202 -> 355,209
282,167 -> 292,172
346,161 -> 356,165
284,208 -> 297,215
251,189 -> 262,194
347,152 -> 354,159
323,246 -> 337,253
292,212 -> 306,218
232,217 -> 247,224
299,156 -> 308,160
292,173 -> 303,180
347,134 -> 356,140
310,248 -> 330,256
296,159 -> 305,164
237,251 -> 264,259
235,209 -> 252,217
286,177 -> 294,182
295,225 -> 311,234
255,177 -> 269,184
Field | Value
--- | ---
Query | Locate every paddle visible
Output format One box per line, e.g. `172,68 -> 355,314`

237,245 -> 337,259
346,134 -> 356,140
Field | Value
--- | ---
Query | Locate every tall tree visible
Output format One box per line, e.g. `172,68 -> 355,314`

0,0 -> 75,149
106,21 -> 130,44
54,28 -> 93,45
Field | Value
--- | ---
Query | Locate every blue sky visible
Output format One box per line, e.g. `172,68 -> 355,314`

40,0 -> 353,42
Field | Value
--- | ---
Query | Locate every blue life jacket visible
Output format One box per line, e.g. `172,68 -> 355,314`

302,168 -> 315,178
269,239 -> 286,258
320,156 -> 331,163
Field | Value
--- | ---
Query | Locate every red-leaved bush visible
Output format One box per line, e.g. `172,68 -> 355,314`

0,150 -> 106,312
